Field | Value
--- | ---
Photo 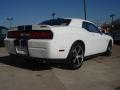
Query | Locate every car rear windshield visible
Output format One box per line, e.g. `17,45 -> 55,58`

39,18 -> 71,26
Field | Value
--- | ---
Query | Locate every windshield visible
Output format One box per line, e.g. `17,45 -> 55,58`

39,18 -> 71,26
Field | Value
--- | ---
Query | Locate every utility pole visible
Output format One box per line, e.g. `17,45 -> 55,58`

110,14 -> 115,23
84,0 -> 87,20
6,17 -> 13,28
109,14 -> 115,31
52,13 -> 56,19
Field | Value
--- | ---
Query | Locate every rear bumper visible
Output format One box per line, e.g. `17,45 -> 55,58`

4,39 -> 69,59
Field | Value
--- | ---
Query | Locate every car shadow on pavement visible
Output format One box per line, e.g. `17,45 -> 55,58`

0,55 -> 100,71
0,56 -> 67,71
0,56 -> 52,71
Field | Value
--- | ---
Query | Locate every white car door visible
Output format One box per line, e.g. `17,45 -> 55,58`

82,22 -> 106,55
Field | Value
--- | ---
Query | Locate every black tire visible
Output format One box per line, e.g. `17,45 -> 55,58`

105,41 -> 112,56
67,42 -> 84,69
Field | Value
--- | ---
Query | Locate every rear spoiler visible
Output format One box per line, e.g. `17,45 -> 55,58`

10,25 -> 51,31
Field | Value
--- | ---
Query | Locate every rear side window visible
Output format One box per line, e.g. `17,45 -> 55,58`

39,18 -> 71,26
82,22 -> 100,33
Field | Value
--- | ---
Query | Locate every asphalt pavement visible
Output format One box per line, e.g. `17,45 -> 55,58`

0,45 -> 120,90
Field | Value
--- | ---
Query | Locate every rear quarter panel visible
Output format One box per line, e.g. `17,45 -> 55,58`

51,26 -> 113,58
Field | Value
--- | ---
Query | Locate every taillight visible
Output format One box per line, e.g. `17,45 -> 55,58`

7,30 -> 53,39
7,31 -> 20,38
30,31 -> 53,39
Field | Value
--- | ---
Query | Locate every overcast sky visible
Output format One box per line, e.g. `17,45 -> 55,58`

0,0 -> 120,27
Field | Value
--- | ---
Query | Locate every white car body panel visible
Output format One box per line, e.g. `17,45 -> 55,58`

4,18 -> 113,59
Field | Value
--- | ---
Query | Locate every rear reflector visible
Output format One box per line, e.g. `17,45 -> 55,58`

7,30 -> 53,39
59,49 -> 65,52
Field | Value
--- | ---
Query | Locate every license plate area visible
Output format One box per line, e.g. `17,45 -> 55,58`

14,39 -> 28,55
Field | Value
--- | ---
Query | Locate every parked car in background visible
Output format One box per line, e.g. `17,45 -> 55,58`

109,31 -> 120,44
0,26 -> 8,47
4,18 -> 113,69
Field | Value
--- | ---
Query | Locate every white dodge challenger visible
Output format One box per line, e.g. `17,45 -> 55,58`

4,18 -> 113,69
